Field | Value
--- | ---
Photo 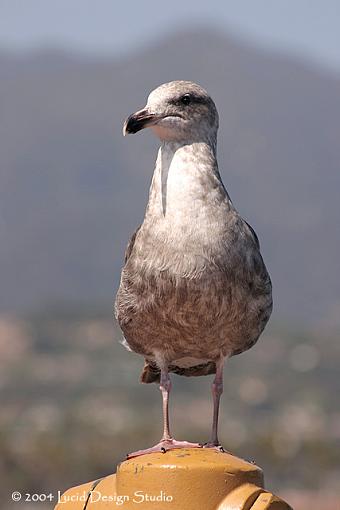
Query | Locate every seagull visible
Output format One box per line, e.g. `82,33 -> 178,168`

115,81 -> 272,458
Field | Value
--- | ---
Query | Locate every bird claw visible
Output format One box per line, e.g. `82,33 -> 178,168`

202,442 -> 229,454
126,439 -> 202,459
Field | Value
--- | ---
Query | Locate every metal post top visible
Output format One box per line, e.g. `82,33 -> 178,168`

55,449 -> 293,510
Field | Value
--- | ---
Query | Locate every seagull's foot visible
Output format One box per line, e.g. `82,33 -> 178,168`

202,441 -> 231,454
126,438 -> 202,459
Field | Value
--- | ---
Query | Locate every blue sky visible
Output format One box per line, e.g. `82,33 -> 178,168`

1,0 -> 340,71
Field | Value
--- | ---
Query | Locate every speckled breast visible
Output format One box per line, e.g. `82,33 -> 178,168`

115,263 -> 272,363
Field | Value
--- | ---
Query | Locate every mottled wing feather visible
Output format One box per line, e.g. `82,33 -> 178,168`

114,226 -> 140,323
244,220 -> 260,249
124,226 -> 141,263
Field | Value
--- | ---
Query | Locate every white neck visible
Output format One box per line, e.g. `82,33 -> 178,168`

145,140 -> 231,224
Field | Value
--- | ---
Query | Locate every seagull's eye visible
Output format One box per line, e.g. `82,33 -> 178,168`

180,94 -> 191,106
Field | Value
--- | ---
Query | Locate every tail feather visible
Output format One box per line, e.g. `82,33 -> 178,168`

140,360 -> 216,384
140,361 -> 161,383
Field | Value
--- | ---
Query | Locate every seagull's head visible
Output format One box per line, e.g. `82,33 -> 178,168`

123,81 -> 218,143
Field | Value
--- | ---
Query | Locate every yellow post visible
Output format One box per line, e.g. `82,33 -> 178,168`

55,449 -> 293,509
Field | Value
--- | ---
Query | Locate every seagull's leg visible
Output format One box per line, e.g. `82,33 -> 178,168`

203,356 -> 227,451
127,366 -> 201,459
210,357 -> 224,446
160,366 -> 172,440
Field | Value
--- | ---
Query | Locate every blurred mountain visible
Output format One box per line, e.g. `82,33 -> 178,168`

0,29 -> 339,322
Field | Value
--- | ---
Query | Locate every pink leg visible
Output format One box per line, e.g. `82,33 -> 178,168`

204,357 -> 226,451
160,368 -> 172,440
127,367 -> 201,459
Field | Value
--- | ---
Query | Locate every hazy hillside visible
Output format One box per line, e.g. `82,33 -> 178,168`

1,29 -> 340,323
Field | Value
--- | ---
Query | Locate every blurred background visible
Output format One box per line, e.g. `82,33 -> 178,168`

1,1 -> 340,508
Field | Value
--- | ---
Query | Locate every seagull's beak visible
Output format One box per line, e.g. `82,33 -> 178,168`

123,108 -> 163,136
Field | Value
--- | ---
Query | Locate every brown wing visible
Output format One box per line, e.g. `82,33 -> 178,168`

124,226 -> 141,263
114,226 -> 141,323
244,220 -> 260,249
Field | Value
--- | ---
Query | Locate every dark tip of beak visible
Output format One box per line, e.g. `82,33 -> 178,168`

123,109 -> 157,136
